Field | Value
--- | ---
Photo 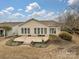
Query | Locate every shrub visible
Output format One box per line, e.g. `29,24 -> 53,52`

31,41 -> 47,48
6,39 -> 13,46
59,32 -> 72,41
75,31 -> 79,34
72,28 -> 79,34
49,35 -> 57,40
6,39 -> 23,46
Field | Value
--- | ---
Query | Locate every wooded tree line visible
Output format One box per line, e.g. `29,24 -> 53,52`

60,10 -> 79,34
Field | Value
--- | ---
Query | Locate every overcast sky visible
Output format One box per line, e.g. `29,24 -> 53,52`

0,0 -> 79,22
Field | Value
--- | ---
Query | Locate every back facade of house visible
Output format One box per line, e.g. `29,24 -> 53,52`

0,19 -> 61,37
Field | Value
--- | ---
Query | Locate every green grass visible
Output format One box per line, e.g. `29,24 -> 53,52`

5,39 -> 23,46
49,35 -> 57,40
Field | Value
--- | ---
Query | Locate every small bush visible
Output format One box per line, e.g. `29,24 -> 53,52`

31,41 -> 47,48
75,31 -> 79,34
49,35 -> 57,40
59,32 -> 72,41
6,39 -> 23,46
6,39 -> 13,46
72,28 -> 79,34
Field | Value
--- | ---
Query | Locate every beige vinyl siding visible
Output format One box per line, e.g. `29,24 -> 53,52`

18,20 -> 49,36
18,20 -> 61,36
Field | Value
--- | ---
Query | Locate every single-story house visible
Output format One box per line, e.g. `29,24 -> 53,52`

0,18 -> 61,37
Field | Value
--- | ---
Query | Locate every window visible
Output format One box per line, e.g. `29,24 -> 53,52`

21,28 -> 24,34
28,28 -> 30,34
51,28 -> 54,33
38,28 -> 40,34
50,28 -> 51,34
54,28 -> 56,34
41,28 -> 43,34
50,28 -> 56,34
21,28 -> 30,34
34,28 -> 47,35
25,28 -> 27,34
44,28 -> 47,34
34,28 -> 36,34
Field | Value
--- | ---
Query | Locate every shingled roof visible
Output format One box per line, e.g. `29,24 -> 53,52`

0,19 -> 61,27
0,22 -> 24,27
39,20 -> 60,27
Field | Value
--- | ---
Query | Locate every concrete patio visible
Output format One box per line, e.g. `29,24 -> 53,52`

14,36 -> 49,44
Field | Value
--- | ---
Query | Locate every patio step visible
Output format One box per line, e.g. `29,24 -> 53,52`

23,40 -> 32,44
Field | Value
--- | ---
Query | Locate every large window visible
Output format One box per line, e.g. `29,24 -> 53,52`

41,28 -> 43,34
21,28 -> 30,34
34,28 -> 36,34
50,28 -> 56,34
38,28 -> 40,34
25,28 -> 27,34
54,28 -> 56,33
21,28 -> 24,34
44,28 -> 47,34
28,28 -> 30,34
34,28 -> 47,35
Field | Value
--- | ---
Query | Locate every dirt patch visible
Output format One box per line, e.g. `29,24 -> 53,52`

72,34 -> 79,44
0,38 -> 79,59
67,45 -> 79,55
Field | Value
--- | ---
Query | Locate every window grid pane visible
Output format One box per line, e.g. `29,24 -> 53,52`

52,28 -> 54,34
34,28 -> 36,34
21,28 -> 24,34
50,28 -> 56,34
21,28 -> 30,34
44,28 -> 47,34
54,28 -> 56,34
50,28 -> 51,34
38,28 -> 40,34
25,28 -> 27,34
41,28 -> 43,34
28,28 -> 30,34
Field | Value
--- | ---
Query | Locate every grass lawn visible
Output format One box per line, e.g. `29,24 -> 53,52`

0,37 -> 79,59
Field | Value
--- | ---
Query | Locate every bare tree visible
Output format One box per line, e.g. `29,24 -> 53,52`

65,11 -> 79,34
